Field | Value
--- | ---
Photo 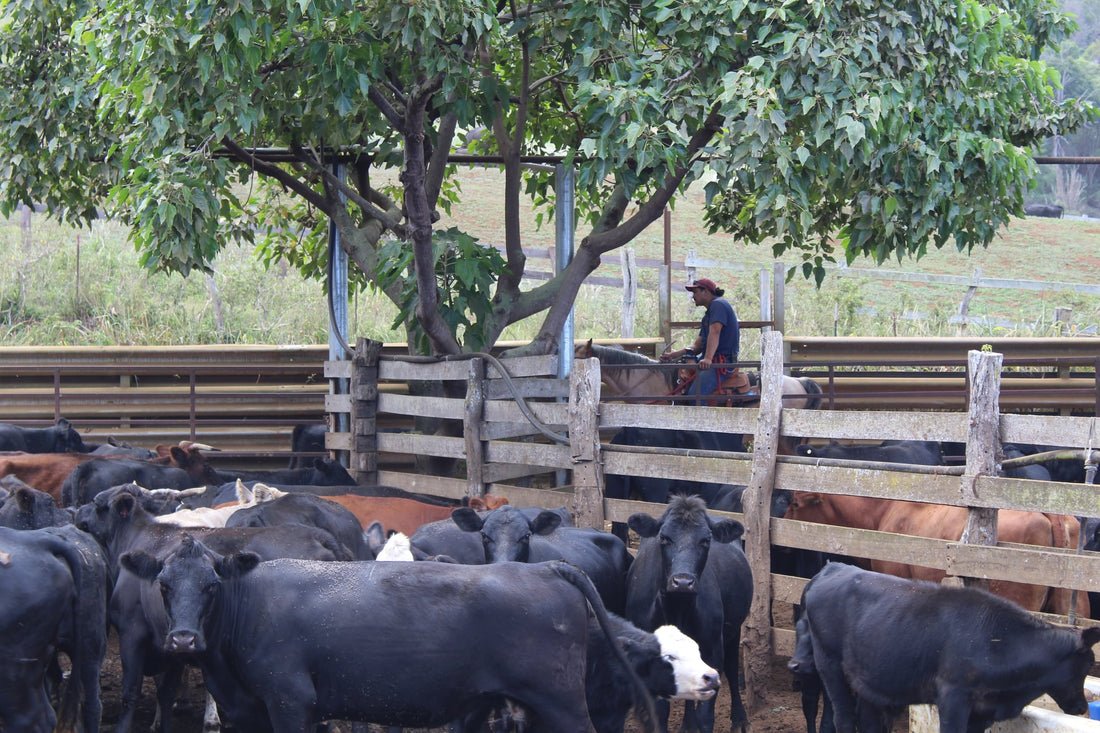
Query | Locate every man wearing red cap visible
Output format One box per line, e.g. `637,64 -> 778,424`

660,278 -> 740,401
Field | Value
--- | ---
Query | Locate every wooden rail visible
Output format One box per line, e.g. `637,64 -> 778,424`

337,334 -> 1100,717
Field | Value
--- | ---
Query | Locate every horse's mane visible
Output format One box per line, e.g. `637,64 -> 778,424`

586,343 -> 658,367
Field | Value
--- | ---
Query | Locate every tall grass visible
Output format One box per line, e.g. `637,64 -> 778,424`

2,165 -> 1098,350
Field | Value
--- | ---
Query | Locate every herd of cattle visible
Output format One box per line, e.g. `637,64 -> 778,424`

0,418 -> 1097,733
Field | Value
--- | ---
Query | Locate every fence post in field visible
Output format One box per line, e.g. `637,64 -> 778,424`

569,356 -> 604,529
464,357 -> 486,498
955,349 -> 1003,590
350,338 -> 382,486
741,330 -> 786,713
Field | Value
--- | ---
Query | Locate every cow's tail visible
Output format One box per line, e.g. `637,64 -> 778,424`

799,378 -> 824,410
42,527 -> 108,733
551,561 -> 659,733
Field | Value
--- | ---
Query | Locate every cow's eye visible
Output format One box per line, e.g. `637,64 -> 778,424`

700,537 -> 711,549
659,535 -> 672,546
662,653 -> 678,662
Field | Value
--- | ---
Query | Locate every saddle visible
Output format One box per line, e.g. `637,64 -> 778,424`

675,363 -> 759,406
717,368 -> 759,406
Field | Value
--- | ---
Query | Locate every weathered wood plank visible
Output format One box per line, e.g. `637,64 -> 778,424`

484,440 -> 572,470
377,392 -> 466,420
602,446 -> 753,486
377,432 -> 466,460
484,378 -> 570,400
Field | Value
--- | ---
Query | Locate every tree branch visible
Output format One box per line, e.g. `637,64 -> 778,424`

219,137 -> 331,213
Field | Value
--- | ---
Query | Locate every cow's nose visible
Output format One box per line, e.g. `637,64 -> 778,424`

668,574 -> 696,593
702,671 -> 720,690
787,659 -> 803,673
166,631 -> 203,653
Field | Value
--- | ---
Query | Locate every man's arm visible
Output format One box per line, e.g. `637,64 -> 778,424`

698,321 -> 723,370
660,335 -> 705,362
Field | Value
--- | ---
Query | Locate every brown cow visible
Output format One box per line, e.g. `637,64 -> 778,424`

322,494 -> 510,535
0,451 -> 99,504
786,492 -> 1087,615
212,487 -> 510,536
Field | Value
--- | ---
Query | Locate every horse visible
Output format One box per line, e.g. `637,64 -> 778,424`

574,339 -> 824,409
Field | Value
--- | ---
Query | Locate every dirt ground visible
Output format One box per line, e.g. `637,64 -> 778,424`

97,626 -> 823,733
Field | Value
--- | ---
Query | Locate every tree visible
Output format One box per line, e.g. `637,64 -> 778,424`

0,0 -> 1092,355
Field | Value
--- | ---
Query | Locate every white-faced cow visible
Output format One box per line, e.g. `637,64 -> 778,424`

802,562 -> 1100,733
123,541 -> 660,733
626,495 -> 754,733
451,504 -> 632,613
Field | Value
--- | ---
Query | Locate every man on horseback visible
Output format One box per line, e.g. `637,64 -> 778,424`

660,277 -> 742,403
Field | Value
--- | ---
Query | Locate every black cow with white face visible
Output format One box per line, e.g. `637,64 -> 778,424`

625,495 -> 754,733
123,542 -> 660,733
802,562 -> 1100,733
0,418 -> 87,453
0,524 -> 108,733
451,504 -> 632,613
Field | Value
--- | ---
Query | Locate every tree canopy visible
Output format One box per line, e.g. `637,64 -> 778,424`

0,0 -> 1092,355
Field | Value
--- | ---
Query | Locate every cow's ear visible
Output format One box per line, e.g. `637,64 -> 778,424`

217,552 -> 261,578
1082,627 -> 1100,649
451,507 -> 484,533
531,511 -> 562,535
710,518 -> 745,544
113,492 -> 136,519
14,487 -> 35,512
120,550 -> 162,581
628,513 -> 661,538
364,521 -> 387,555
169,445 -> 190,465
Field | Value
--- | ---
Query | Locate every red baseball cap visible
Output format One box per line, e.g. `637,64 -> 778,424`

685,278 -> 719,293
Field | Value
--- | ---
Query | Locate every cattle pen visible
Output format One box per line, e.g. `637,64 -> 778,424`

324,332 -> 1100,718
0,336 -> 1098,726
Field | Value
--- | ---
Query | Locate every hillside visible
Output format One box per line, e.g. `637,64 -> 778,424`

1,166 -> 1097,350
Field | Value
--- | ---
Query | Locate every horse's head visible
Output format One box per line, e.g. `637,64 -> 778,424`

574,338 -> 596,359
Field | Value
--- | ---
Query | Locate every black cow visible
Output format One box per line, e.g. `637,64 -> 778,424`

289,423 -> 327,468
625,495 -> 754,733
79,489 -> 350,733
61,457 -> 204,507
605,427 -> 743,541
802,562 -> 1100,733
787,614 -> 834,733
192,456 -> 357,488
0,418 -> 87,453
0,524 -> 108,733
451,504 -> 632,613
796,439 -> 944,466
409,505 -> 574,564
123,544 -> 660,733
225,490 -> 372,560
0,484 -> 72,529
1024,203 -> 1064,218
585,614 -> 720,733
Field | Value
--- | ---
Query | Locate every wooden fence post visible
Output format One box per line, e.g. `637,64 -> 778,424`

741,330 -> 786,714
570,357 -> 604,529
956,349 -> 1003,589
350,338 -> 381,486
464,357 -> 486,498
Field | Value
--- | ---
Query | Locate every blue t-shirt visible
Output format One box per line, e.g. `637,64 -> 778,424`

698,297 -> 739,362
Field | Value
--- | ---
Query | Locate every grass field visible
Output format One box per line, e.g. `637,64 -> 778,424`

1,166 -> 1098,354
